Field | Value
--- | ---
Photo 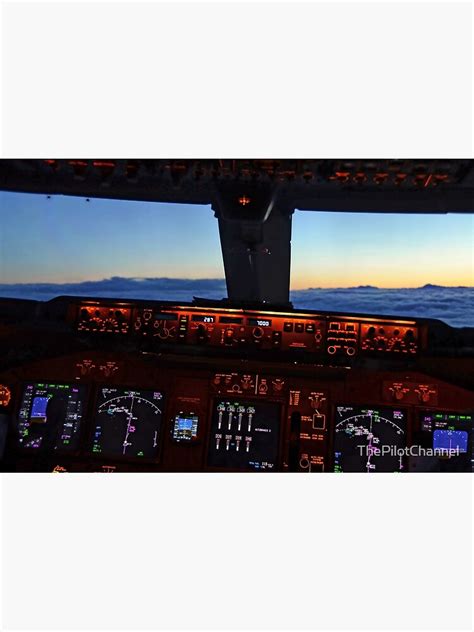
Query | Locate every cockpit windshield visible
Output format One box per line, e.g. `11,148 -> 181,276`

291,210 -> 473,327
1,191 -> 472,327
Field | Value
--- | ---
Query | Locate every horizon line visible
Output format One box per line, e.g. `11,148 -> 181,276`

0,277 -> 472,292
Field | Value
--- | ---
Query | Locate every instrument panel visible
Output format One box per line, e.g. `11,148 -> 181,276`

0,351 -> 472,473
0,296 -> 472,473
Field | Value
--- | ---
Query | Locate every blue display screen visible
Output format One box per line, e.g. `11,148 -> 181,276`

433,429 -> 468,453
31,397 -> 49,420
172,414 -> 199,442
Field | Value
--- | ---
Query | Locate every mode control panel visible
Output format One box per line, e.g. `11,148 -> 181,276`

71,301 -> 424,360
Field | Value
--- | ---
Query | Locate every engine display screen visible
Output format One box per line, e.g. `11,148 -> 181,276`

91,387 -> 164,459
334,405 -> 407,472
207,399 -> 280,471
172,413 -> 199,442
17,382 -> 87,451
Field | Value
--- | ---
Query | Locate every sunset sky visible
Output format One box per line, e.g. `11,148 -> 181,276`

0,191 -> 472,289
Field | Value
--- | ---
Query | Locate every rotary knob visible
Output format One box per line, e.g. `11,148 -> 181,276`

196,324 -> 208,343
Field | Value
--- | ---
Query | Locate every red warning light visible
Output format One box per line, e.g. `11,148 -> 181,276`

238,196 -> 251,206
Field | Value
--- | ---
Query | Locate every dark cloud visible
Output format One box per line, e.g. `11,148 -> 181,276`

0,278 -> 472,328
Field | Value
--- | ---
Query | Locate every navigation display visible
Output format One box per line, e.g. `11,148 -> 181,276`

91,387 -> 164,459
334,405 -> 407,472
18,382 -> 87,451
207,399 -> 280,471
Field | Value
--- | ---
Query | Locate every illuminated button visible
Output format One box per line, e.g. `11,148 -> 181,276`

295,323 -> 304,333
178,314 -> 188,340
283,322 -> 293,332
305,323 -> 316,333
272,331 -> 282,347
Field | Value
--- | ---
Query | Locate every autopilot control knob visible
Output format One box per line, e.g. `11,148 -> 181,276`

252,327 -> 264,340
196,324 -> 208,343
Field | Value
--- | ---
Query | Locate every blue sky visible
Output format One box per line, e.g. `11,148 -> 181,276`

0,191 -> 472,288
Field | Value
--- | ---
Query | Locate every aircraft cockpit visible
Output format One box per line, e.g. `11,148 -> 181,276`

0,159 -> 472,473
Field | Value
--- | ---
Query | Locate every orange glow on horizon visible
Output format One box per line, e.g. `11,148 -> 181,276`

291,272 -> 474,290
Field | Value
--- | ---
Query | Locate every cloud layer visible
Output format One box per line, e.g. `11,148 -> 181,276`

0,277 -> 472,328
